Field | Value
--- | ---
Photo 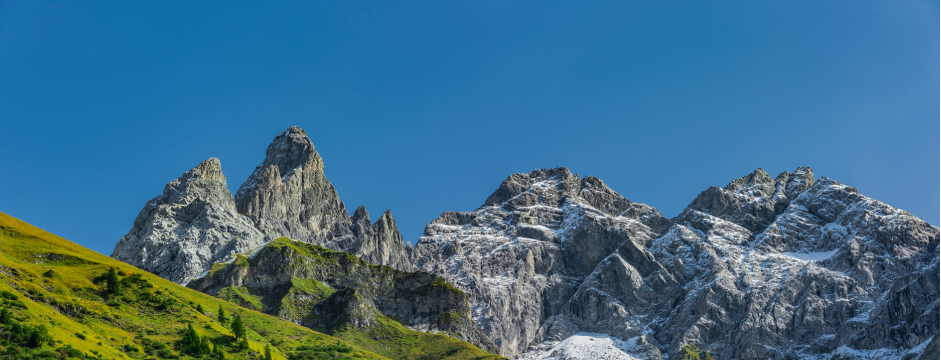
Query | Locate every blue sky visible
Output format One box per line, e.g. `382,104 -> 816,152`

1,1 -> 937,255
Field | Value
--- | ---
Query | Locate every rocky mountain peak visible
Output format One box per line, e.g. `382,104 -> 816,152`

412,168 -> 673,357
684,166 -> 816,234
234,126 -> 321,201
161,157 -> 234,208
350,206 -> 399,238
576,175 -> 636,218
351,204 -> 370,225
483,167 -> 579,207
724,168 -> 776,198
150,158 -> 219,209
413,165 -> 937,360
112,158 -> 265,284
481,167 -> 647,220
113,127 -> 414,285
264,126 -> 318,176
233,126 -> 352,245
777,166 -> 815,200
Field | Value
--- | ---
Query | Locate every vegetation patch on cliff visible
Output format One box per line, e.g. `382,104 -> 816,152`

218,286 -> 264,311
333,314 -> 502,360
681,344 -> 715,360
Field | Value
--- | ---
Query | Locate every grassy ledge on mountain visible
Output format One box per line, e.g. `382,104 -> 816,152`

0,211 -> 388,360
188,237 -> 503,360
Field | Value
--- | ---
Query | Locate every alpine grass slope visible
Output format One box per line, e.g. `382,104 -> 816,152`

0,211 -> 390,359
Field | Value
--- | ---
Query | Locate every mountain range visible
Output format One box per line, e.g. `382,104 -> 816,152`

109,126 -> 938,360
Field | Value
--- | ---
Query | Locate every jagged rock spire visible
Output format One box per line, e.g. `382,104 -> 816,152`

234,126 -> 355,245
114,127 -> 414,285
112,158 -> 265,284
343,205 -> 412,271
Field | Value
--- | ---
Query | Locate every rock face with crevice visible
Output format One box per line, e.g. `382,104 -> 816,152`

411,167 -> 939,360
113,127 -> 412,285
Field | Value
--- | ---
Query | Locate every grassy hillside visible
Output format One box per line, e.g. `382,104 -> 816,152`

191,238 -> 504,360
0,211 -> 388,360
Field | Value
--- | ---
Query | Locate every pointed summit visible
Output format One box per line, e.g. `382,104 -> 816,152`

112,158 -> 265,284
234,126 -> 354,245
483,167 -> 578,207
351,204 -> 371,226
684,166 -> 816,234
777,166 -> 815,200
163,157 -> 234,208
342,206 -> 412,271
231,126 -> 412,270
235,126 -> 319,200
724,168 -> 776,199
115,127 -> 414,285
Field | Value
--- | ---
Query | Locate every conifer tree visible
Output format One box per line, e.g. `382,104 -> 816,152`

217,304 -> 228,327
201,337 -> 212,354
231,314 -> 246,341
28,325 -> 50,348
179,323 -> 211,355
106,267 -> 120,294
264,343 -> 273,360
0,307 -> 10,325
213,343 -> 226,359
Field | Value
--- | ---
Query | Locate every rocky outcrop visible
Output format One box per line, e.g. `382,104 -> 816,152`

113,127 -> 412,285
411,166 -> 939,360
912,333 -> 939,360
410,167 -> 672,357
685,167 -> 814,234
111,158 -> 265,283
343,205 -> 413,271
187,237 -> 497,353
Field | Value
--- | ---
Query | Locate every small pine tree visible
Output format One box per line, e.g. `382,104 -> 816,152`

28,325 -> 51,348
213,343 -> 226,359
0,307 -> 11,325
106,267 -> 121,294
179,323 -> 211,356
230,314 -> 246,341
217,304 -> 228,327
201,337 -> 212,355
196,304 -> 205,314
264,344 -> 273,360
239,337 -> 249,349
